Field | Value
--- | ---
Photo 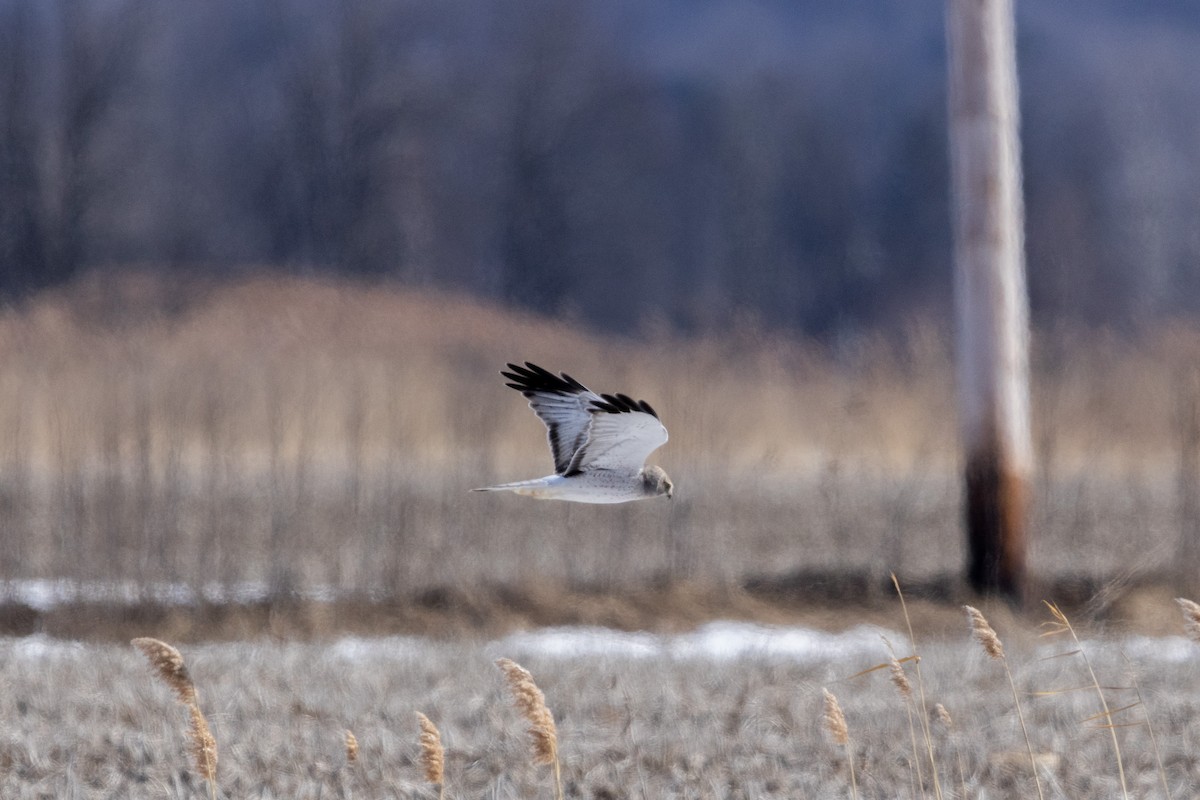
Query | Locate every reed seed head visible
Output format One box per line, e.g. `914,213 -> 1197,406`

131,637 -> 197,704
188,703 -> 218,782
416,712 -> 444,785
344,729 -> 359,764
888,657 -> 912,698
496,658 -> 559,766
965,605 -> 1005,660
1177,598 -> 1200,644
933,703 -> 954,729
822,688 -> 850,746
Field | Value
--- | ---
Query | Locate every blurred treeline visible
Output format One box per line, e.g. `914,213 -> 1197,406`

2,0 -> 1200,337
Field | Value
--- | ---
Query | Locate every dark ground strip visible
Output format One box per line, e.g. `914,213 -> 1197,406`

0,571 -> 1182,643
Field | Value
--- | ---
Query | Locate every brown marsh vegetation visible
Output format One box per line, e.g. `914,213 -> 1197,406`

0,273 -> 1198,636
2,595 -> 1198,798
3,276 -> 1200,796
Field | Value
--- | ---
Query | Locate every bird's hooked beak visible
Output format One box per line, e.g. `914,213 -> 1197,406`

667,484 -> 674,500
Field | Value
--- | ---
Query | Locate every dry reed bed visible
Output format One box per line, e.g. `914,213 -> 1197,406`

1,273 -> 1199,597
2,599 -> 1199,798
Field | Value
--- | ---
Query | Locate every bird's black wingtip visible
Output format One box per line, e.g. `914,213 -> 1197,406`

590,392 -> 659,418
500,361 -> 586,396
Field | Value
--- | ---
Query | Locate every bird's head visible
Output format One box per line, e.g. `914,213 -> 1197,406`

641,465 -> 674,499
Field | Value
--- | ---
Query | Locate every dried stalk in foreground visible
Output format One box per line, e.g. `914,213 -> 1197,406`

1120,652 -> 1171,799
893,574 -> 944,800
884,643 -> 926,800
934,704 -> 968,800
1042,602 -> 1129,800
496,658 -> 563,800
416,712 -> 445,799
1177,597 -> 1200,643
965,605 -> 1004,659
131,638 -> 196,705
822,689 -> 859,800
131,638 -> 218,800
888,655 -> 912,698
187,704 -> 218,784
963,606 -> 1044,800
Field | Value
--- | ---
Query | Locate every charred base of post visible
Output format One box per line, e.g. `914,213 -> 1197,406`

965,446 -> 1029,604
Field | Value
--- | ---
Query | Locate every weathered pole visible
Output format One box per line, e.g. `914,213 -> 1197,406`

945,0 -> 1033,601
1177,370 -> 1200,599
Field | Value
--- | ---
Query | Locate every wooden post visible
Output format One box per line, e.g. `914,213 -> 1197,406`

1177,370 -> 1200,599
945,0 -> 1032,601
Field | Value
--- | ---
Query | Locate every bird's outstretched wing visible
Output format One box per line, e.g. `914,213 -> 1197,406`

501,363 -> 668,476
566,393 -> 669,475
502,362 -> 601,475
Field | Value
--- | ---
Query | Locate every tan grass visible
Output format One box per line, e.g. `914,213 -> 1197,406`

130,637 -> 196,705
1042,601 -> 1129,799
887,654 -> 912,698
821,688 -> 849,746
933,703 -> 968,800
964,606 -> 1004,660
496,658 -> 563,800
884,646 -> 926,800
1120,652 -> 1171,799
892,575 -> 943,800
416,711 -> 445,795
131,637 -> 218,798
963,606 -> 1044,800
4,273 -> 1200,602
187,703 -> 218,784
345,729 -> 359,764
821,688 -> 858,800
6,592 -> 1197,797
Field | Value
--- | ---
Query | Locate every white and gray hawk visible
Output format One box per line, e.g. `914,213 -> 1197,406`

474,362 -> 673,503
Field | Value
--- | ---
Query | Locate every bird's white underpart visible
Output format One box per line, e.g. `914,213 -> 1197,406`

473,362 -> 673,504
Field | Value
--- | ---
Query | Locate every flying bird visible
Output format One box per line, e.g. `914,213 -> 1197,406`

474,362 -> 673,503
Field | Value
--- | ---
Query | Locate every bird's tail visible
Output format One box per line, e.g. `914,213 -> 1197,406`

471,477 -> 556,495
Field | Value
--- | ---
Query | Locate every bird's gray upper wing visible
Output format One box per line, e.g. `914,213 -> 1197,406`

565,393 -> 668,475
501,362 -> 601,475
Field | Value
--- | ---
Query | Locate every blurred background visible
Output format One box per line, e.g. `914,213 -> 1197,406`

1,0 -> 1199,636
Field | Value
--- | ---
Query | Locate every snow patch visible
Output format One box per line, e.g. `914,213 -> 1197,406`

492,621 -> 900,663
1096,634 -> 1197,665
1,634 -> 86,661
0,579 -> 337,610
327,636 -> 425,661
